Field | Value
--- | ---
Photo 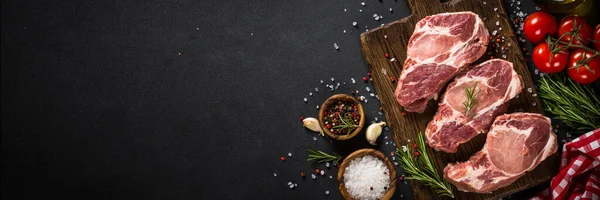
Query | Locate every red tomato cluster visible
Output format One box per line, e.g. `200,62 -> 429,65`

524,12 -> 600,84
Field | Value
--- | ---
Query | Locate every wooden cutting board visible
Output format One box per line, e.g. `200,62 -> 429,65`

359,0 -> 559,199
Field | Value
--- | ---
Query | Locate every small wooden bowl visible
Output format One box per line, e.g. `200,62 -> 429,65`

337,148 -> 397,200
318,94 -> 365,140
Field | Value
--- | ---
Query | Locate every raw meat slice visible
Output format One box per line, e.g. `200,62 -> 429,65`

394,11 -> 489,113
444,113 -> 557,193
425,59 -> 523,153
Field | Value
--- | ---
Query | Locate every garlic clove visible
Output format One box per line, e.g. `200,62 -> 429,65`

303,117 -> 324,135
366,122 -> 386,145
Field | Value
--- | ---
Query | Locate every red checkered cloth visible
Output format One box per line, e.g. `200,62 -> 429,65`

531,128 -> 600,200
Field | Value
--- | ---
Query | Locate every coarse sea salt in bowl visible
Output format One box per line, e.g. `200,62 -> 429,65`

337,148 -> 396,200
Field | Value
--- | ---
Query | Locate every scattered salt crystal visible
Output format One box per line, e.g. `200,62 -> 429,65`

516,94 -> 519,98
527,88 -> 532,93
315,87 -> 319,92
494,7 -> 498,11
320,80 -> 323,83
360,2 -> 365,6
343,156 -> 390,200
352,22 -> 358,27
331,77 -> 335,82
483,1 -> 486,4
499,27 -> 503,31
344,8 -> 347,12
326,162 -> 330,168
320,170 -> 325,175
325,190 -> 330,195
492,30 -> 498,35
366,87 -> 371,92
370,93 -> 375,97
289,184 -> 294,189
375,117 -> 378,121
384,35 -> 387,39
343,30 -> 346,34
496,21 -> 500,26
364,99 -> 368,103
378,111 -> 383,115
389,8 -> 393,12
394,161 -> 398,166
517,1 -> 521,5
381,69 -> 387,75
385,141 -> 389,145
407,139 -> 411,142
402,145 -> 408,152
313,137 -> 317,141
304,98 -> 307,102
316,105 -> 319,109
288,181 -> 292,185
532,93 -> 537,97
334,43 -> 339,50
337,82 -> 340,87
309,92 -> 313,96
532,102 -> 537,106
288,152 -> 292,157
534,69 -> 539,74
535,6 -> 541,11
351,78 -> 356,84
502,54 -> 507,59
274,173 -> 277,177
390,58 -> 396,62
329,175 -> 333,179
359,9 -> 363,13
311,174 -> 317,179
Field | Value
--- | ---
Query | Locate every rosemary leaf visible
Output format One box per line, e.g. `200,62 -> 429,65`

396,133 -> 454,198
538,75 -> 600,131
307,149 -> 341,165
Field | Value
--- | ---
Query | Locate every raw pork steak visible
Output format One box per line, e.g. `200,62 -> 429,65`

394,12 -> 489,113
444,113 -> 557,193
426,59 -> 523,153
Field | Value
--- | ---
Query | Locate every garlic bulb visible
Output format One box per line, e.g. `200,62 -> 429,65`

302,117 -> 323,136
366,122 -> 386,145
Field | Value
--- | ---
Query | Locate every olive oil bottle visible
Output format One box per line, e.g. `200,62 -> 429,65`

533,0 -> 598,25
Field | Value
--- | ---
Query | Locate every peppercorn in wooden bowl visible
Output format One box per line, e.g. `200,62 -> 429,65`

318,94 -> 365,140
337,148 -> 397,200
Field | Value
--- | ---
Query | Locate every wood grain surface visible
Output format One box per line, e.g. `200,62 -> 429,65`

359,0 -> 559,199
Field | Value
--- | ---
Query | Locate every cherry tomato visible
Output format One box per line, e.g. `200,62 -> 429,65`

567,49 -> 599,84
557,15 -> 592,48
593,25 -> 600,51
523,12 -> 558,44
532,42 -> 569,74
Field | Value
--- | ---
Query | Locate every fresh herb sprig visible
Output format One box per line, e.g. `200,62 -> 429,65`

307,149 -> 341,165
462,82 -> 481,116
538,75 -> 600,131
396,133 -> 454,198
333,113 -> 359,133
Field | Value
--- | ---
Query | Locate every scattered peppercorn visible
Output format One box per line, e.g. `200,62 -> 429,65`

301,172 -> 305,177
363,76 -> 368,82
281,156 -> 286,161
384,53 -> 390,58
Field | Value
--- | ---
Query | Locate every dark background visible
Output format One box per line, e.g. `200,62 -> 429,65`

1,0 -> 566,199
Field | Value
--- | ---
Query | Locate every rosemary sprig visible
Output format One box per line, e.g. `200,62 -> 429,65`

333,113 -> 359,133
396,133 -> 454,198
538,75 -> 600,131
307,149 -> 341,165
462,82 -> 481,116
